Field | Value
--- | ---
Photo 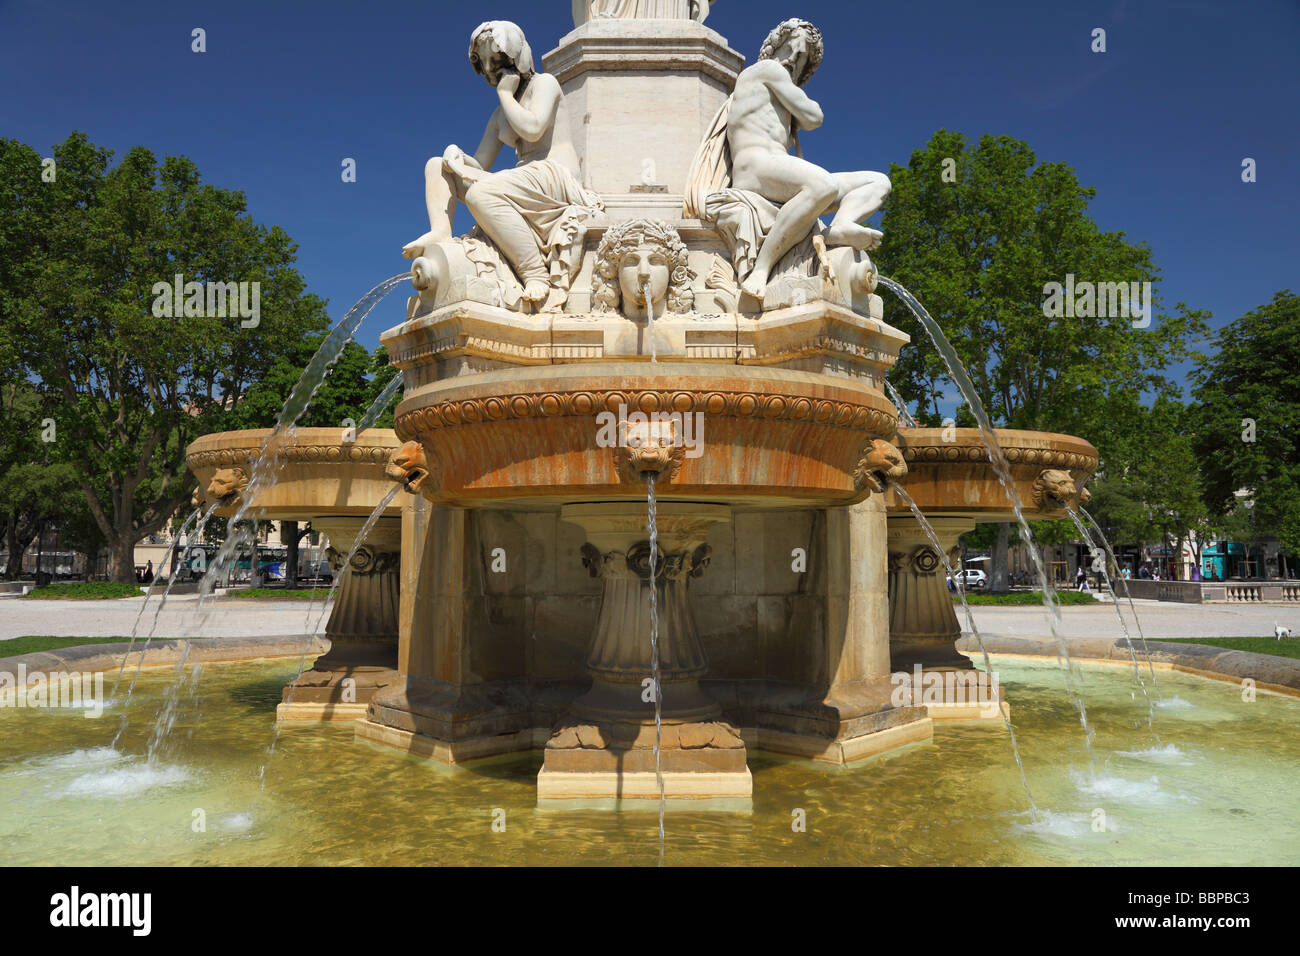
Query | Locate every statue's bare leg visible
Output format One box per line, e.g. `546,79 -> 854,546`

824,170 -> 890,251
732,152 -> 838,300
464,178 -> 551,303
402,157 -> 460,259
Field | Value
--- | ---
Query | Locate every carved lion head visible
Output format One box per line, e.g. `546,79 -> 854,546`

386,440 -> 434,497
1032,468 -> 1079,510
855,439 -> 907,495
613,416 -> 685,483
207,467 -> 249,504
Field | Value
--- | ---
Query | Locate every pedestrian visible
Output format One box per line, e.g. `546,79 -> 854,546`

1075,566 -> 1090,592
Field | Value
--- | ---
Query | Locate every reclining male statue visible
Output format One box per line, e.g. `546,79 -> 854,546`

685,18 -> 891,301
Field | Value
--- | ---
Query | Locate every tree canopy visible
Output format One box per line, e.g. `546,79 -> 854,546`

1,132 -> 337,580
1192,290 -> 1300,557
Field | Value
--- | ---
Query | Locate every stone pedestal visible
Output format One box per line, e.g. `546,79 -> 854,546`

886,515 -> 1007,721
544,17 -> 744,209
279,516 -> 401,721
538,502 -> 751,801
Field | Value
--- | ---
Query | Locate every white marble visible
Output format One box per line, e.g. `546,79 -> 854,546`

685,19 -> 891,300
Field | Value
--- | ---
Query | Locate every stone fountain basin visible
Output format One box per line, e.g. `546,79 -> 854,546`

392,362 -> 899,509
185,428 -> 402,519
884,427 -> 1098,521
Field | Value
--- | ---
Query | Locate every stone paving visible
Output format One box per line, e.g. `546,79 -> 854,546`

0,594 -> 320,642
968,598 -> 1300,643
3,593 -> 1298,645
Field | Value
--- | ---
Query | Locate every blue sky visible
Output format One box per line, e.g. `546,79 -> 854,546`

3,0 -> 1297,391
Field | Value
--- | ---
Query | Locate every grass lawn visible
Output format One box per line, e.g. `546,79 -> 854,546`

227,587 -> 327,600
20,581 -> 143,600
0,636 -> 133,657
953,590 -> 1100,606
1157,637 -> 1300,660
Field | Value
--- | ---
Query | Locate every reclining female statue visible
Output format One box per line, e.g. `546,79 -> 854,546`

403,21 -> 602,309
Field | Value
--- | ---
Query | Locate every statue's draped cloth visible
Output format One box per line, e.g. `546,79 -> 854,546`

684,96 -> 782,285
579,1 -> 704,22
456,158 -> 602,286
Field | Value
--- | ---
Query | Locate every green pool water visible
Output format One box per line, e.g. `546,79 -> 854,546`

2,657 -> 1297,866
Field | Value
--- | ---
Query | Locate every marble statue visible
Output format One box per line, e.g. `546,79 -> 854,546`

684,18 -> 891,300
592,218 -> 694,320
572,0 -> 714,26
403,21 -> 603,310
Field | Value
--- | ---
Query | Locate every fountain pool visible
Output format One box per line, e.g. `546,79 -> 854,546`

3,657 -> 1296,866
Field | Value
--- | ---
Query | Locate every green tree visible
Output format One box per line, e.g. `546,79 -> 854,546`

1,133 -> 331,581
877,130 -> 1209,583
1191,291 -> 1300,564
877,129 -> 1206,435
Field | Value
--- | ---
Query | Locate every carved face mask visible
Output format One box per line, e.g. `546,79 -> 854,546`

617,250 -> 671,311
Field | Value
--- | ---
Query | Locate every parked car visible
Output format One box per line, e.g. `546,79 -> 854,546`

297,560 -> 334,584
953,568 -> 988,590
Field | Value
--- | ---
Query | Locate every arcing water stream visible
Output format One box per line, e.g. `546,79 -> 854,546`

116,275 -> 408,757
1080,505 -> 1158,681
890,483 -> 1039,819
1065,507 -> 1161,743
644,473 -> 665,866
260,484 -> 404,790
877,276 -> 1097,763
195,274 -> 409,616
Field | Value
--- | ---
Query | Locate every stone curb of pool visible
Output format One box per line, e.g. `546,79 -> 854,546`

956,634 -> 1300,699
0,636 -> 330,694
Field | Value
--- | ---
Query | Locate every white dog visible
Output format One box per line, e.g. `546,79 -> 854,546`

1276,624 -> 1293,640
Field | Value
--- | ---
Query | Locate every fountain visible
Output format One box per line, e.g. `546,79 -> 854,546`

883,427 -> 1097,718
180,5 -> 1099,806
186,428 -> 403,720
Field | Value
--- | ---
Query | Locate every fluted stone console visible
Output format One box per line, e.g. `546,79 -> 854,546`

887,515 -> 1006,721
538,502 -> 750,801
278,516 -> 402,721
887,516 -> 972,670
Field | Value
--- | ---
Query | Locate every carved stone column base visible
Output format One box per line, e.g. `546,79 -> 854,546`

279,515 -> 401,721
706,677 -> 934,764
888,516 -> 977,671
539,502 -> 751,801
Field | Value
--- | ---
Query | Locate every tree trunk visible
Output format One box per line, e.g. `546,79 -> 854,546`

991,522 -> 1010,592
4,515 -> 19,580
284,521 -> 301,590
108,535 -> 137,583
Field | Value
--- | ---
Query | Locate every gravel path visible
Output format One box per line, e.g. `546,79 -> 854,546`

3,594 -> 1297,643
967,599 -> 1300,643
0,595 -> 326,641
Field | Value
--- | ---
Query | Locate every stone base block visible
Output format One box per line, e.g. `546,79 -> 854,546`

277,701 -> 370,722
537,768 -> 753,801
747,715 -> 933,764
282,665 -> 400,705
893,666 -> 1008,723
354,717 -> 549,764
925,699 -> 1010,722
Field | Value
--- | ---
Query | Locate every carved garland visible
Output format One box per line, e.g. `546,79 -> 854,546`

581,542 -> 711,582
394,388 -> 898,442
186,444 -> 395,469
899,443 -> 1098,473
